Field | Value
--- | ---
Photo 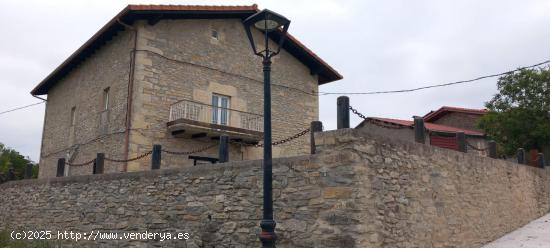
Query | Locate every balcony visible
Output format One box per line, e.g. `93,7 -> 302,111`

167,99 -> 263,142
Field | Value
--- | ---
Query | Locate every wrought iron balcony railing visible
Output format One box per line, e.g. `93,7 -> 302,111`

169,99 -> 263,133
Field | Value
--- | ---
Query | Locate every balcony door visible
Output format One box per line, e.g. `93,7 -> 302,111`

212,94 -> 230,125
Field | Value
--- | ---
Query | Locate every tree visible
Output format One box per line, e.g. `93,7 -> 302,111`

478,67 -> 550,156
0,142 -> 37,182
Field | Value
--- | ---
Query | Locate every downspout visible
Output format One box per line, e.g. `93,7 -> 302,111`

117,18 -> 138,172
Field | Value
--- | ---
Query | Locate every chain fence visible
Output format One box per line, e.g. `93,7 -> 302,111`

162,144 -> 218,155
63,125 -> 313,168
66,143 -> 219,167
349,105 -> 408,129
66,158 -> 96,167
104,150 -> 153,163
234,127 -> 311,148
270,128 -> 311,146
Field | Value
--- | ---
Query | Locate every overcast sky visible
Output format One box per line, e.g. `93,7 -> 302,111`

1,0 -> 549,162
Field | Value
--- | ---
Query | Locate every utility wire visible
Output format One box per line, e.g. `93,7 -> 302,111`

2,59 -> 549,116
0,101 -> 45,115
319,59 -> 550,95
135,49 -> 318,97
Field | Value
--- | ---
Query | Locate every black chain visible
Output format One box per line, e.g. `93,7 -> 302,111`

66,158 -> 96,167
349,105 -> 407,129
105,151 -> 152,163
244,128 -> 310,147
162,144 -> 218,155
68,128 -> 310,165
272,128 -> 311,146
348,105 -> 368,119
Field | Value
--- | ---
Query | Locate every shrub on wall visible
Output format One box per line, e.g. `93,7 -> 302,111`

478,67 -> 550,156
0,143 -> 37,182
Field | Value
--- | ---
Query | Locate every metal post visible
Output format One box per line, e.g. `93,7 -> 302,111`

56,158 -> 65,177
413,116 -> 425,144
310,121 -> 323,154
219,135 -> 229,163
537,153 -> 545,168
517,148 -> 525,164
94,153 -> 104,174
151,145 -> 162,170
259,56 -> 277,248
25,163 -> 33,179
337,96 -> 350,129
456,132 -> 467,153
488,141 -> 497,158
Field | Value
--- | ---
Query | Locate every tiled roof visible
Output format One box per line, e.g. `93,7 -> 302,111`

368,117 -> 485,136
31,4 -> 342,95
423,106 -> 487,122
127,4 -> 259,11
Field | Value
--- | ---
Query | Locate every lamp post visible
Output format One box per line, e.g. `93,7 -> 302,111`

243,9 -> 290,248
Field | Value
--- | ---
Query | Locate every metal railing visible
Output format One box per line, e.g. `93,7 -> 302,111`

169,99 -> 264,132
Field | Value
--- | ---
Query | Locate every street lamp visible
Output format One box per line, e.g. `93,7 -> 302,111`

243,9 -> 290,248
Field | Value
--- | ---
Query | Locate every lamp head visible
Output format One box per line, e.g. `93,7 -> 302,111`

243,9 -> 291,58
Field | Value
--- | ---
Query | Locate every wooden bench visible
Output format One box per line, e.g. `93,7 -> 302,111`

188,155 -> 219,166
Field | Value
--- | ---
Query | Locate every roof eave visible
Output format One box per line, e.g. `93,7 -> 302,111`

423,106 -> 487,122
31,4 -> 343,95
31,6 -> 133,96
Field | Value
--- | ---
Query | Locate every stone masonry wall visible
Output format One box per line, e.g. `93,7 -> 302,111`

38,29 -> 133,178
126,19 -> 319,172
3,129 -> 549,247
315,129 -> 550,247
431,112 -> 484,132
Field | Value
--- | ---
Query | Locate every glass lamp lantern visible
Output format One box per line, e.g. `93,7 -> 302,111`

243,9 -> 291,59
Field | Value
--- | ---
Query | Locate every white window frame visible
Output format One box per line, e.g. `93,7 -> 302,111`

103,87 -> 110,111
211,94 -> 230,126
70,106 -> 76,126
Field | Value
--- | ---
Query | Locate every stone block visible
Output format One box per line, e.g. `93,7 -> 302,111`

323,187 -> 353,199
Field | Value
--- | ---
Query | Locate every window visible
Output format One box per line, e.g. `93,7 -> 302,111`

211,29 -> 219,40
69,106 -> 76,145
70,107 -> 76,126
102,87 -> 110,111
211,94 -> 230,125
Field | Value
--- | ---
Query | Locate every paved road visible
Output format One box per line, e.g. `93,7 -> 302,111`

482,213 -> 550,248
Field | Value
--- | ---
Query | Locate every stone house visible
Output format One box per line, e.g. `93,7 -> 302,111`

30,5 -> 342,178
356,106 -> 489,155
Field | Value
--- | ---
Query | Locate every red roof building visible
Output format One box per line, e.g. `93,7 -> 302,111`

356,106 -> 488,152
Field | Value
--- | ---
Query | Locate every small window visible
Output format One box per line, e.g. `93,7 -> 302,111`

211,29 -> 219,40
70,106 -> 76,126
212,94 -> 230,125
102,87 -> 110,111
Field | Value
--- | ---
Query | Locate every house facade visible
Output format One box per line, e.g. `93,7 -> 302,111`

31,5 -> 342,178
356,106 -> 489,155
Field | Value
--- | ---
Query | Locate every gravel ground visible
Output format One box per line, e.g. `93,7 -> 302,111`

482,213 -> 550,248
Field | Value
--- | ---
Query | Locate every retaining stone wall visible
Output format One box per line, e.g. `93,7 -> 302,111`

2,129 -> 549,247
